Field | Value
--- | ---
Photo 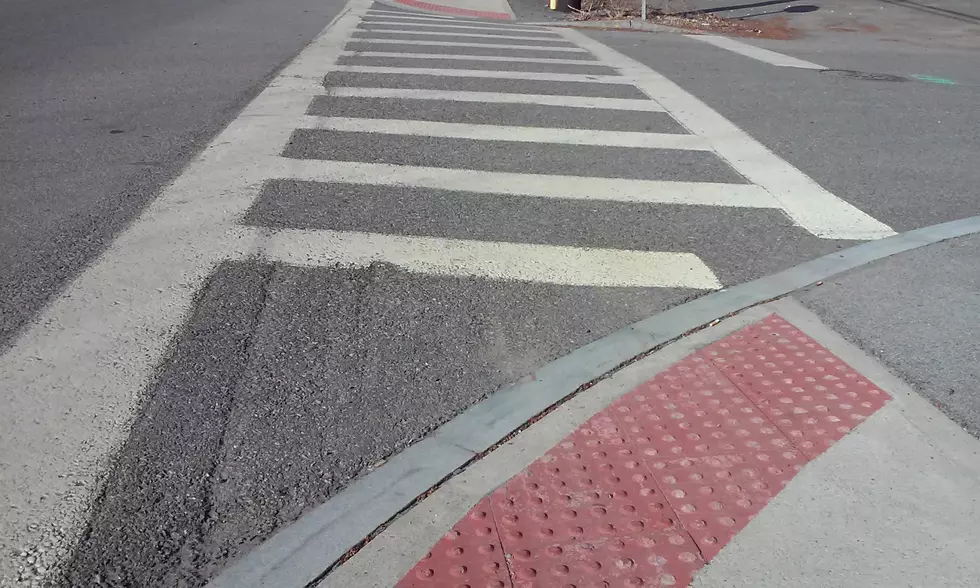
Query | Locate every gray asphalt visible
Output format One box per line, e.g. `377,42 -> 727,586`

246,179 -> 846,285
344,40 -> 592,57
323,71 -> 650,96
8,0 -> 980,585
307,95 -> 688,131
797,233 -> 980,436
582,5 -> 980,231
63,259 -> 697,587
0,0 -> 349,349
283,129 -> 744,180
338,55 -> 619,73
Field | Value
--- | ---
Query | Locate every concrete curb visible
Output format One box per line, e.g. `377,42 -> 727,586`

203,215 -> 980,588
322,305 -> 774,587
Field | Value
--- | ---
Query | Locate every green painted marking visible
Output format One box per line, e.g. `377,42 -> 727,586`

912,74 -> 957,85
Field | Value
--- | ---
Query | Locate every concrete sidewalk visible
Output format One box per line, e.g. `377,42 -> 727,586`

322,299 -> 980,587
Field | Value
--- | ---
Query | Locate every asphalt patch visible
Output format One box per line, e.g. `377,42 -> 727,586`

62,260 -> 692,586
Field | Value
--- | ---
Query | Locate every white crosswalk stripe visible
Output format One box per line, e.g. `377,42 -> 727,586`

258,229 -> 722,289
338,51 -> 601,65
351,29 -> 559,41
272,158 -> 775,207
347,38 -> 589,51
331,64 -> 631,83
359,20 -> 545,32
299,116 -> 712,149
322,87 -> 666,110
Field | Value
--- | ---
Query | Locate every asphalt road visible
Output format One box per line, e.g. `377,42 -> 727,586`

798,233 -> 980,437
0,0 -> 349,349
587,16 -> 980,231
3,0 -> 980,586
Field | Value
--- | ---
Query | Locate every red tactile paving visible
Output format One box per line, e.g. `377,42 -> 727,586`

488,420 -> 704,588
395,496 -> 513,588
396,314 -> 891,587
701,314 -> 890,459
391,0 -> 513,20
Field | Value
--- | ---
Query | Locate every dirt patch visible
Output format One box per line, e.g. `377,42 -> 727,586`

570,1 -> 803,40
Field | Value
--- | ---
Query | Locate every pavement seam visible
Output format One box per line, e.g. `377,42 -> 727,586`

195,263 -> 279,580
691,333 -> 812,461
487,495 -> 518,588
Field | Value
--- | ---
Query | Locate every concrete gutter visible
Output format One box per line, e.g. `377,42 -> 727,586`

204,215 -> 980,588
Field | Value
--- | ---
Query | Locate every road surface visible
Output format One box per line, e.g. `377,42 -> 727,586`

1,0 -> 978,585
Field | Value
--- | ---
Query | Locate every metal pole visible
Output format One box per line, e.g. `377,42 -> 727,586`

642,0 -> 647,21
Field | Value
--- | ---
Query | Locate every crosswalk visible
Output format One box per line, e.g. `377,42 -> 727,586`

0,0 -> 900,577
244,0 -> 894,291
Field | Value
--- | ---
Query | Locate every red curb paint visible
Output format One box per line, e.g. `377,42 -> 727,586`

391,0 -> 513,20
396,314 -> 891,587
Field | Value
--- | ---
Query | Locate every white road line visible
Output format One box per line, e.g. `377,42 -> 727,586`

559,28 -> 893,240
352,29 -> 560,41
690,34 -> 826,70
331,64 -> 630,84
339,50 -> 601,65
300,116 -> 711,150
0,0 -> 377,581
360,20 -> 544,33
273,158 -> 776,207
324,87 -> 666,110
365,8 -> 458,19
347,38 -> 589,52
260,229 -> 722,289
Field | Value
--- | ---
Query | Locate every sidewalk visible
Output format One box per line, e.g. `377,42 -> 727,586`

322,296 -> 980,588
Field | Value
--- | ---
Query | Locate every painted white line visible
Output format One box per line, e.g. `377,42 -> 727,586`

365,8 -> 459,19
0,0 -> 377,582
352,29 -> 559,41
346,38 -> 589,52
360,20 -> 544,33
559,28 -> 894,240
331,64 -> 630,83
300,116 -> 710,150
324,86 -> 666,110
339,50 -> 601,65
690,34 -> 826,70
260,229 -> 722,289
273,158 -> 776,207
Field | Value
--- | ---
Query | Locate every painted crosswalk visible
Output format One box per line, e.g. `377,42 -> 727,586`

266,2 -> 894,287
